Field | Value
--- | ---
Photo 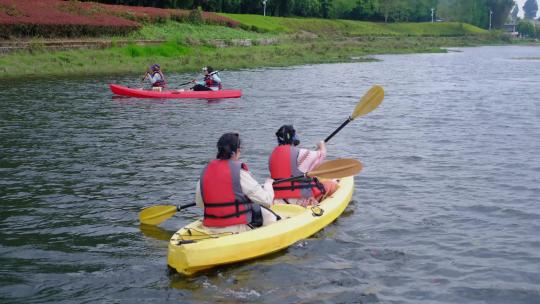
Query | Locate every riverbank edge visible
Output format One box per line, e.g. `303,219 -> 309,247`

0,35 -> 528,81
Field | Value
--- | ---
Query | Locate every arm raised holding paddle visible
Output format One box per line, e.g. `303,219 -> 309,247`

268,85 -> 384,206
270,125 -> 338,206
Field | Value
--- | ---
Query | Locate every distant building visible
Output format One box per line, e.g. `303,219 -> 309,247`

502,23 -> 519,37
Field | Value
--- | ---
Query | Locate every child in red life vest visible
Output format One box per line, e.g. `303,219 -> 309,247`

195,133 -> 280,233
269,125 -> 338,207
144,64 -> 166,91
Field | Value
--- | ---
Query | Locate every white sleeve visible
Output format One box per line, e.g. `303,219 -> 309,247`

195,180 -> 204,209
149,73 -> 161,84
297,147 -> 326,172
239,170 -> 274,208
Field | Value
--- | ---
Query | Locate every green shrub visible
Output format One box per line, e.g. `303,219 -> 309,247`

517,20 -> 536,38
188,7 -> 204,25
123,41 -> 190,58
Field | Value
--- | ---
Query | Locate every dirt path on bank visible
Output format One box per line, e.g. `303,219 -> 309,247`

0,37 -> 280,55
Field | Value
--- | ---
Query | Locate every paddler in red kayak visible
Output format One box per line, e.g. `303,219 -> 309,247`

269,125 -> 338,207
195,133 -> 280,233
143,64 -> 166,91
191,66 -> 222,91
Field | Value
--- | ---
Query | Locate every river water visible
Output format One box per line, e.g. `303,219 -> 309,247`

1,45 -> 539,303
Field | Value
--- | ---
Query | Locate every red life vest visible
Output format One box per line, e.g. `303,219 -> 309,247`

201,159 -> 252,227
204,73 -> 222,90
268,145 -> 323,199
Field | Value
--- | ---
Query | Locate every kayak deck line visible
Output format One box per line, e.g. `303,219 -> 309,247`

167,176 -> 354,275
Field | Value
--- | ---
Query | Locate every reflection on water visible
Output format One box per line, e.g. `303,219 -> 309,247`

1,46 -> 540,303
139,224 -> 175,242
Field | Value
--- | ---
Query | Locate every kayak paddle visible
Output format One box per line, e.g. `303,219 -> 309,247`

178,81 -> 193,86
324,85 -> 384,143
139,72 -> 149,89
274,158 -> 362,184
139,202 -> 196,226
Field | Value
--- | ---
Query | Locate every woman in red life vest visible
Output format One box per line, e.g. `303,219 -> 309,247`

269,125 -> 338,207
195,133 -> 280,233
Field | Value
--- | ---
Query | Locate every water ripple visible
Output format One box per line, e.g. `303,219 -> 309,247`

1,45 -> 540,303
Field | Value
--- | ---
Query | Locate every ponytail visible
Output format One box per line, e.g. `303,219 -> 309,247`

216,133 -> 241,160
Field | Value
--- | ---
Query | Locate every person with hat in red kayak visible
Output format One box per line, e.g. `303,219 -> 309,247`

195,133 -> 280,233
191,66 -> 222,91
143,64 -> 166,91
269,125 -> 338,207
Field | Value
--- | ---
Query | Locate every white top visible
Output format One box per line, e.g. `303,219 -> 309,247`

148,72 -> 163,85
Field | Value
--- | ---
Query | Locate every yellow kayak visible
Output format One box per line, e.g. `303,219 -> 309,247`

167,176 -> 354,275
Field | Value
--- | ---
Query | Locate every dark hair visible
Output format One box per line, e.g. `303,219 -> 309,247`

206,66 -> 214,73
216,133 -> 241,160
275,125 -> 299,146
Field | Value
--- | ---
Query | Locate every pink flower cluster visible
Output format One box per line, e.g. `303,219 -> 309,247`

0,0 -> 240,38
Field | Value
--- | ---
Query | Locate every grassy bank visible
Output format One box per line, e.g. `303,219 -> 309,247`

0,16 -> 512,80
221,14 -> 487,37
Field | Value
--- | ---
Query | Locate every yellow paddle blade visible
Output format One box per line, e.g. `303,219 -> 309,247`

139,205 -> 177,225
306,158 -> 362,179
351,85 -> 384,120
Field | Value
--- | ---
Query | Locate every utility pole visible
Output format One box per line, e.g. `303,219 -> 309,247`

431,8 -> 434,23
489,8 -> 493,30
262,0 -> 267,16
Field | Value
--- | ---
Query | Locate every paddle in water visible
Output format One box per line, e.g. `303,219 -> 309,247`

324,85 -> 384,143
139,158 -> 362,226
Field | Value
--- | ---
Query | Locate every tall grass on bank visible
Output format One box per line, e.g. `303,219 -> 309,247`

0,35 -> 505,80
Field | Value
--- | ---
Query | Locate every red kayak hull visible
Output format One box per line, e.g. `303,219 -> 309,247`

109,84 -> 242,99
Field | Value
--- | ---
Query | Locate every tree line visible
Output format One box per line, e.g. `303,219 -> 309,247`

86,0 -> 521,29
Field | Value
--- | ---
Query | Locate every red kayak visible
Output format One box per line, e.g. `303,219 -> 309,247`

109,84 -> 242,99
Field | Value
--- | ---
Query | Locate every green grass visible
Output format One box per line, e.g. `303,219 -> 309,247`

129,20 -> 279,41
384,22 -> 487,36
122,41 -> 191,57
220,14 -> 488,37
220,14 -> 290,32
